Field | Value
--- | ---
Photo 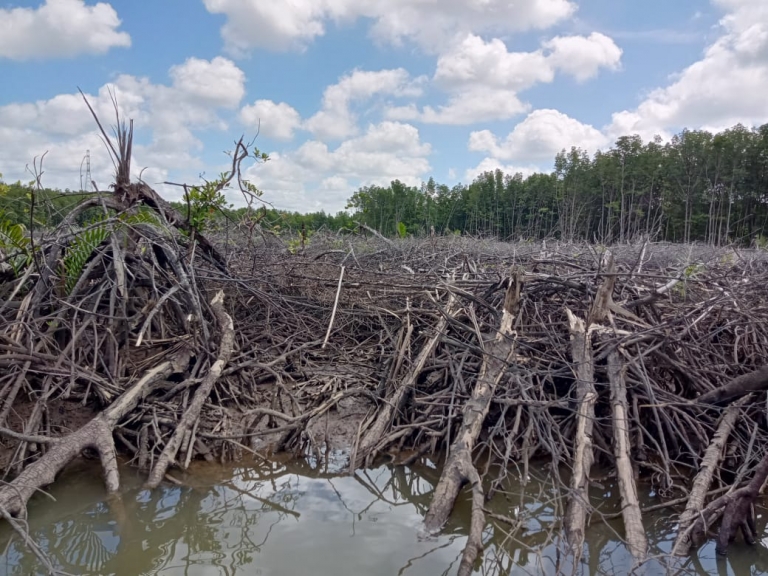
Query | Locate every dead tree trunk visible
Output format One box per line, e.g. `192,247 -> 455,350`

672,396 -> 749,555
563,309 -> 597,561
607,349 -> 647,560
564,251 -> 615,562
423,272 -> 522,575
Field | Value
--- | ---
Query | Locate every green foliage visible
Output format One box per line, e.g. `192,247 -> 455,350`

0,211 -> 32,276
62,224 -> 110,294
684,263 -> 704,278
181,146 -> 269,235
397,221 -> 407,238
343,121 -> 768,245
183,179 -> 232,234
60,210 -> 161,294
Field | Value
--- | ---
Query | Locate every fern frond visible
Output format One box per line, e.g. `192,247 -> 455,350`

0,212 -> 32,276
62,225 -> 111,293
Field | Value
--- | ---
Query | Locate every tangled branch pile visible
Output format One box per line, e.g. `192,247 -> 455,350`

2,116 -> 768,574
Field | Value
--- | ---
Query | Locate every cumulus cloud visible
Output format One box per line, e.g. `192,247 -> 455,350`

0,57 -> 247,194
305,68 -> 424,140
464,158 -> 540,182
543,32 -> 623,82
390,32 -> 622,125
469,109 -> 608,165
390,88 -> 529,125
240,100 -> 302,141
242,121 -> 431,212
168,57 -> 245,108
607,0 -> 768,138
433,34 -> 553,91
203,0 -> 576,53
0,0 -> 130,60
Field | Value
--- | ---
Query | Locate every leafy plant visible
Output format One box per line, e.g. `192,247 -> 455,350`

183,178 -> 232,234
62,224 -> 110,293
287,227 -> 313,254
684,263 -> 704,278
397,221 -> 407,238
60,211 -> 161,294
182,146 -> 269,236
0,211 -> 32,276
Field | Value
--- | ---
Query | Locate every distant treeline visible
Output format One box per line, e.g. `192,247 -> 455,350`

346,124 -> 768,245
2,123 -> 768,245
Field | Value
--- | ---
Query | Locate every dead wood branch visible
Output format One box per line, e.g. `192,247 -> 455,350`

695,367 -> 768,406
0,350 -> 190,517
354,294 -> 457,468
672,396 -> 750,555
145,291 -> 234,488
692,449 -> 768,555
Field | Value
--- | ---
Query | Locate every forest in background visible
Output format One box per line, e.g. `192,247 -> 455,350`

2,122 -> 768,245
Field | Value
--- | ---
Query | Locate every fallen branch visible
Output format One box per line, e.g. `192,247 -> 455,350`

424,272 -> 521,534
353,294 -> 457,468
695,367 -> 768,406
672,395 -> 750,555
691,449 -> 768,554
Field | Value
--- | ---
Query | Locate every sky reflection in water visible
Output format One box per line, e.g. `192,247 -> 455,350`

3,457 -> 768,575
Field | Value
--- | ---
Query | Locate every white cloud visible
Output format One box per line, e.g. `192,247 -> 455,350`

434,34 -> 553,91
242,121 -> 431,212
394,88 -> 529,125
305,68 -> 424,140
0,0 -> 130,60
168,57 -> 245,108
203,0 -> 576,54
390,32 -> 621,125
543,32 -> 623,82
464,158 -> 540,182
607,0 -> 768,138
0,57 -> 247,194
469,109 -> 608,163
240,100 -> 302,141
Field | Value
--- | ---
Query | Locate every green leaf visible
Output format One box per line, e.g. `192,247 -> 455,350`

62,225 -> 111,293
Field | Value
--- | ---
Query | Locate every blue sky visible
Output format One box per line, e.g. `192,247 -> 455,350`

0,0 -> 766,213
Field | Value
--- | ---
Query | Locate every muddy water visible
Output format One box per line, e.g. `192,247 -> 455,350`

2,458 -> 768,576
